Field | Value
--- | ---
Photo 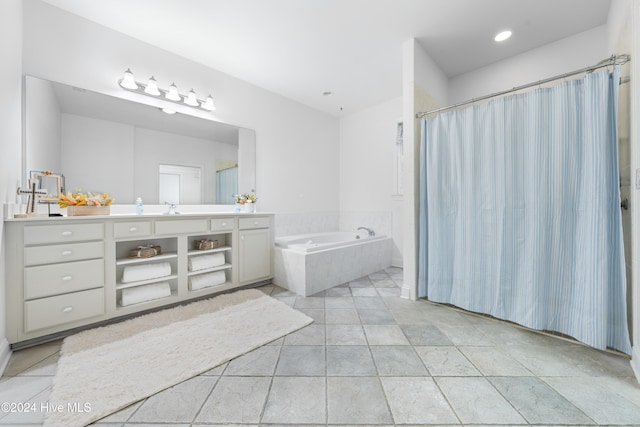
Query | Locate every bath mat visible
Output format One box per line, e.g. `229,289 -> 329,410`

44,289 -> 312,427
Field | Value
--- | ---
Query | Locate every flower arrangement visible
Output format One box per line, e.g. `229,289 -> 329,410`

234,193 -> 258,204
245,193 -> 258,204
58,190 -> 114,208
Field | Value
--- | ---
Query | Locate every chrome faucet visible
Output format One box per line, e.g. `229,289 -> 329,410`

357,226 -> 375,236
164,202 -> 179,215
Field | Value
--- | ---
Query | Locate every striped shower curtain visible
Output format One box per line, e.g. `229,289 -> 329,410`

418,67 -> 631,354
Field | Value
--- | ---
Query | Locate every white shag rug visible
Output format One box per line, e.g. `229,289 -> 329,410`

44,289 -> 312,427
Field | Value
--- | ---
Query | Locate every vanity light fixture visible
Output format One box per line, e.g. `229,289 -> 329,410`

166,82 -> 181,101
202,95 -> 215,111
144,76 -> 161,96
120,68 -> 138,90
118,69 -> 216,112
185,89 -> 199,106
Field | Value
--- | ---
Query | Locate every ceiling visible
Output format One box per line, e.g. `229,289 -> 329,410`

42,0 -> 612,116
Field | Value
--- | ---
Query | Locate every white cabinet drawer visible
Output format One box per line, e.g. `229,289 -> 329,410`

24,288 -> 104,333
24,259 -> 104,300
24,241 -> 104,266
24,223 -> 104,245
114,221 -> 152,239
155,219 -> 208,235
239,216 -> 270,230
210,218 -> 235,232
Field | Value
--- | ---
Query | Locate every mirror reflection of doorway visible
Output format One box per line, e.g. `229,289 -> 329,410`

159,164 -> 202,204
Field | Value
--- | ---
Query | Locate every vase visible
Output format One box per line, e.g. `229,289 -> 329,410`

67,205 -> 110,216
243,203 -> 255,213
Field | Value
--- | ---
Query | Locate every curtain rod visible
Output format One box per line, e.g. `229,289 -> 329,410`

415,54 -> 631,119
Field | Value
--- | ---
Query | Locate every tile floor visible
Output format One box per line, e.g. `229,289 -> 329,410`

2,267 -> 640,426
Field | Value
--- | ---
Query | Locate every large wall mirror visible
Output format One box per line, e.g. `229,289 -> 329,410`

24,75 -> 256,205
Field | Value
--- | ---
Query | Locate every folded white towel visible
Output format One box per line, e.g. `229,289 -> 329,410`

119,282 -> 171,306
188,253 -> 226,271
189,270 -> 226,291
122,262 -> 171,283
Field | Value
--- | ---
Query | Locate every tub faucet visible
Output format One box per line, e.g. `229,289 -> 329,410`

357,226 -> 375,236
164,202 -> 179,215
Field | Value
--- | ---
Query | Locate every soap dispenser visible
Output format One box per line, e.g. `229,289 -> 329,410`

135,197 -> 144,215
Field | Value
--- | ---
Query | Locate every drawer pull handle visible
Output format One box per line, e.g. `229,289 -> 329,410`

221,222 -> 227,227
253,221 -> 259,225
241,235 -> 244,241
61,231 -> 73,237
61,250 -> 72,256
129,227 -> 137,232
61,275 -> 73,281
62,306 -> 73,313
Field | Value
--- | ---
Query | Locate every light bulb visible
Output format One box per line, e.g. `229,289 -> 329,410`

166,82 -> 181,101
185,89 -> 198,106
202,94 -> 216,111
144,76 -> 161,96
120,68 -> 138,90
494,30 -> 512,42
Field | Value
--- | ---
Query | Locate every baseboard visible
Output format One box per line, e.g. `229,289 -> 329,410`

0,338 -> 12,376
400,283 -> 412,300
391,257 -> 403,268
631,345 -> 640,383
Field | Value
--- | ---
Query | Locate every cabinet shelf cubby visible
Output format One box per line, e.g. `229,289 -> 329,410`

187,263 -> 232,277
116,252 -> 178,266
116,290 -> 178,310
187,245 -> 231,257
115,274 -> 178,290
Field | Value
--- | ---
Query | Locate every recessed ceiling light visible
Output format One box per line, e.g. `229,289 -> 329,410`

494,30 -> 512,42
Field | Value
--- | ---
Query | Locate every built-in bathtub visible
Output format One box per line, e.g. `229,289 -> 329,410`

273,231 -> 392,297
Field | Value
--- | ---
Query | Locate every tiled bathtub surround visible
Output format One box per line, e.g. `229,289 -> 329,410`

273,235 -> 392,296
2,268 -> 640,426
339,211 -> 392,238
274,211 -> 394,296
274,211 -> 391,238
274,212 -> 340,237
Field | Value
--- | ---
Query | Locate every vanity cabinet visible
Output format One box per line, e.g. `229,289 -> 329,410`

238,217 -> 272,284
6,222 -> 106,340
4,213 -> 273,346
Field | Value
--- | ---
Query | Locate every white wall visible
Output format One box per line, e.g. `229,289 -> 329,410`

22,0 -> 339,213
413,41 -> 449,107
339,96 -> 402,264
277,38 -> 446,267
449,25 -> 609,104
339,96 -> 402,212
0,0 -> 23,372
401,39 -> 448,299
